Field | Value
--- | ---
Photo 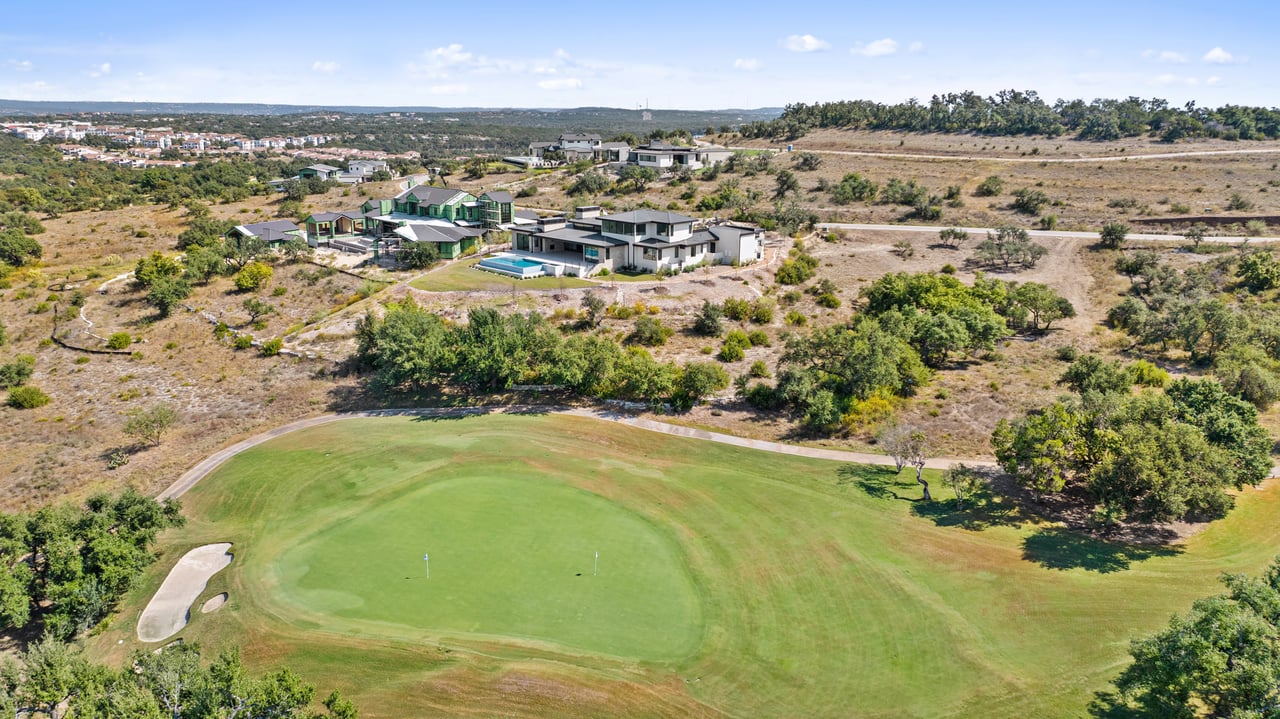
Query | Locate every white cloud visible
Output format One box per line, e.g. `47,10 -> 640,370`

5,59 -> 32,71
88,62 -> 110,78
537,77 -> 582,90
1202,47 -> 1238,64
851,38 -> 898,57
1142,49 -> 1187,63
1153,73 -> 1199,87
907,41 -> 924,54
1207,76 -> 1222,86
781,34 -> 829,53
429,43 -> 472,66
734,58 -> 761,71
428,83 -> 468,95
311,60 -> 338,74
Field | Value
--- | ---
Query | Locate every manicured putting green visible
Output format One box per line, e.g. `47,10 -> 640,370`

274,475 -> 701,659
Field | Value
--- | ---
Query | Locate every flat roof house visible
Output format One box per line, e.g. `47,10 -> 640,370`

627,142 -> 733,171
509,207 -> 763,277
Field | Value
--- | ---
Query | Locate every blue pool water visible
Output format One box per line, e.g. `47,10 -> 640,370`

478,255 -> 546,277
492,257 -> 542,270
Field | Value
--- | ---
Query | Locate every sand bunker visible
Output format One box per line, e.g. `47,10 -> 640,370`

137,543 -> 233,642
200,592 -> 228,614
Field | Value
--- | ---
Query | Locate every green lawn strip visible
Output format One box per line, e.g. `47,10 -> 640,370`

409,258 -> 595,292
93,414 -> 1280,719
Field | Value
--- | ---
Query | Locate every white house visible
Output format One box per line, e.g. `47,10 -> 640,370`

508,207 -> 763,277
627,142 -> 733,171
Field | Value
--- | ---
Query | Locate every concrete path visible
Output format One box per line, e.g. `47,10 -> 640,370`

734,145 -> 1280,165
157,406 -> 996,502
817,222 -> 1280,244
137,543 -> 234,642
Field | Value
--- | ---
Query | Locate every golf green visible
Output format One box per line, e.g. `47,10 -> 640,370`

273,475 -> 702,659
106,413 -> 1280,719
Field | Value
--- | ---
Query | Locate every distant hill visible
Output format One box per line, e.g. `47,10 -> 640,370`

0,99 -> 782,122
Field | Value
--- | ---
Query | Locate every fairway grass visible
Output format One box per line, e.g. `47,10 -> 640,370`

94,413 -> 1280,719
275,475 -> 701,659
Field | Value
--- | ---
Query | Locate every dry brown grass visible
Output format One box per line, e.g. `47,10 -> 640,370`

519,130 -> 1280,233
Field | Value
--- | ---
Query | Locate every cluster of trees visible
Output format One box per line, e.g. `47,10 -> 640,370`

0,134 -> 344,214
0,639 -> 357,718
0,210 -> 44,269
994,366 -> 1270,523
742,271 -> 1072,433
354,299 -> 730,410
738,90 -> 1280,142
0,490 -> 183,639
1097,556 -> 1280,718
129,204 -> 309,318
1108,249 -> 1280,409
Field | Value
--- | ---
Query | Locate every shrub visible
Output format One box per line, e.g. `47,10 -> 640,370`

0,355 -> 35,389
7,385 -> 50,409
815,292 -> 841,308
692,300 -> 724,337
748,360 -> 771,378
750,299 -> 775,324
718,341 -> 745,362
974,175 -> 1004,197
106,332 -> 132,350
272,286 -> 288,297
629,316 -> 671,346
1011,188 -> 1050,215
516,185 -> 538,198
785,310 -> 807,326
1227,192 -> 1255,211
260,337 -> 284,356
747,329 -> 770,347
1126,359 -> 1170,387
233,262 -> 273,292
722,297 -> 751,321
233,334 -> 253,350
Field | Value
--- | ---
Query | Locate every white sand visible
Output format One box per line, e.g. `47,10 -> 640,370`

200,592 -> 228,614
137,543 -> 233,642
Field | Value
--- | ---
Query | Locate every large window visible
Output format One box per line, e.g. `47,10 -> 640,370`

642,247 -> 661,260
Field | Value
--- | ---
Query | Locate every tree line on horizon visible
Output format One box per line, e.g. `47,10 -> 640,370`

739,89 -> 1280,142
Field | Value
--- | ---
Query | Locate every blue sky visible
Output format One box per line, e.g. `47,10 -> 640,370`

0,0 -> 1273,109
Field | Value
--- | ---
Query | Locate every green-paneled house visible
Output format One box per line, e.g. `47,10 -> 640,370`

302,181 -> 515,259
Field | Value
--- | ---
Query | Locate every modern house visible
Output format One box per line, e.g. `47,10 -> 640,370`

298,164 -> 342,181
347,159 -> 389,179
226,220 -> 306,247
301,211 -> 369,248
626,142 -> 733,171
505,207 -> 763,277
301,182 -> 514,259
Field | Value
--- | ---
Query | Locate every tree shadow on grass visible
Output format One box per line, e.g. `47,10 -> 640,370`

836,463 -> 919,501
1021,526 -> 1183,573
910,486 -> 1036,532
1086,691 -> 1145,719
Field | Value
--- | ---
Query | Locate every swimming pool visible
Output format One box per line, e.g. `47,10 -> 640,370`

477,254 -> 546,278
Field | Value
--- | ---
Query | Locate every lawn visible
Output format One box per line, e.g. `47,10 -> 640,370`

409,258 -> 596,292
93,413 -> 1280,718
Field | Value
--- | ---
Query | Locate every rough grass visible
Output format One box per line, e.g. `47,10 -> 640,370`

91,413 -> 1280,719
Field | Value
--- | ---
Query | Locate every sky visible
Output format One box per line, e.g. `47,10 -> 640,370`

0,0 -> 1275,110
